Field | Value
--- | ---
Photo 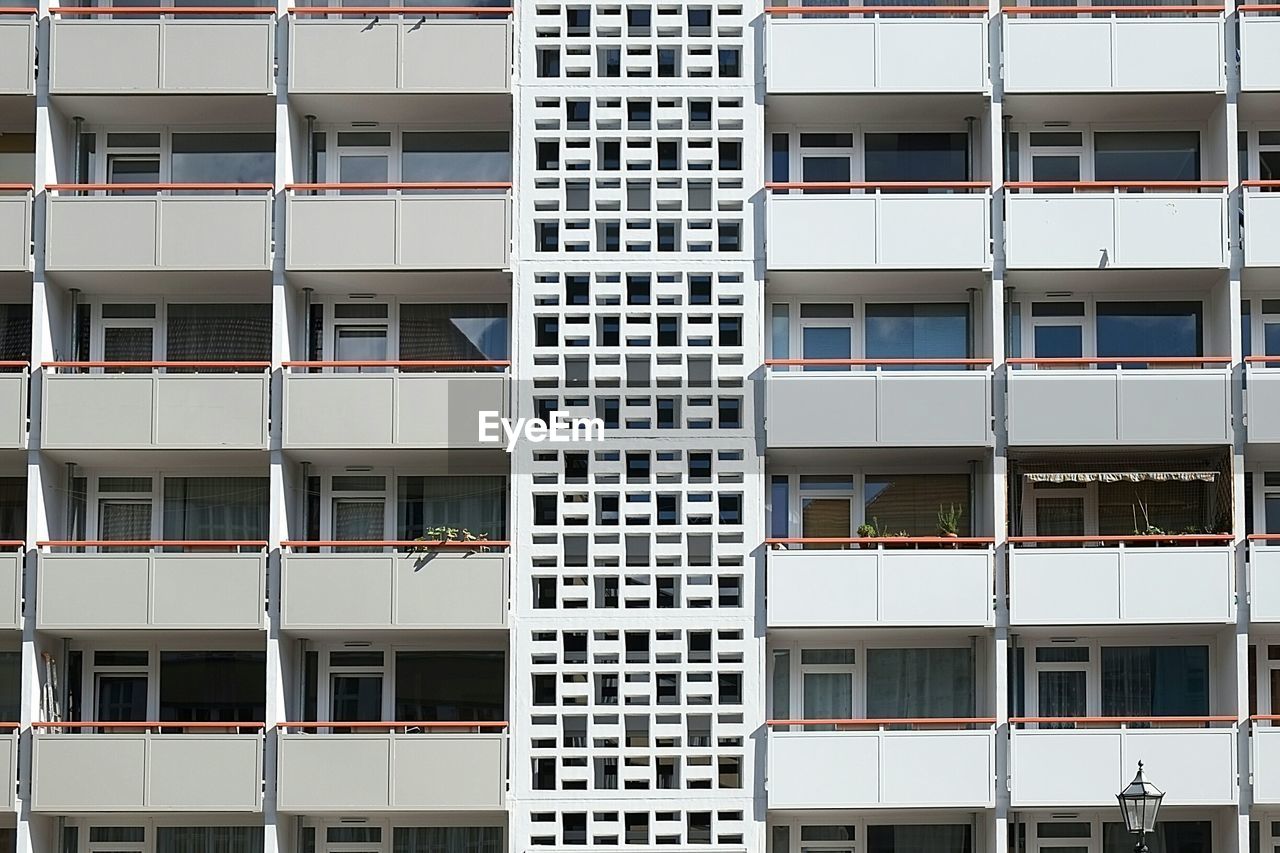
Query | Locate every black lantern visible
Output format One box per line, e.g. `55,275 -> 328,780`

1117,762 -> 1165,853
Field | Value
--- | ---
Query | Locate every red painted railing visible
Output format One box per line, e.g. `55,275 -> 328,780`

1005,180 -> 1227,192
285,182 -> 511,191
768,717 -> 995,728
766,536 -> 994,547
1011,716 -> 1235,726
1009,534 -> 1232,545
767,180 -> 990,192
281,539 -> 509,548
765,357 -> 991,367
47,183 -> 272,193
280,721 -> 508,732
283,360 -> 509,370
289,5 -> 512,13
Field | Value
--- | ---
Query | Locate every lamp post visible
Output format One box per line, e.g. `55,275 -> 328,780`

1117,762 -> 1165,853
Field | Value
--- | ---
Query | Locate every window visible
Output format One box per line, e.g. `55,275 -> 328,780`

393,827 -> 503,853
156,827 -> 263,853
398,303 -> 508,364
170,132 -> 273,184
865,303 -> 968,367
396,476 -> 507,540
1094,131 -> 1200,182
159,651 -> 266,722
865,648 -> 975,718
799,476 -> 855,540
1101,645 -> 1209,716
867,826 -> 971,853
864,473 -> 970,537
394,650 -> 505,720
166,304 -> 270,363
162,477 -> 268,542
864,132 -> 968,183
1096,301 -> 1202,360
1101,823 -> 1210,853
401,132 -> 510,182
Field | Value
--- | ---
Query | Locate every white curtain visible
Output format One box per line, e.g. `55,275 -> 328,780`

393,827 -> 503,853
867,825 -> 971,853
156,827 -> 263,853
163,477 -> 269,541
865,648 -> 975,718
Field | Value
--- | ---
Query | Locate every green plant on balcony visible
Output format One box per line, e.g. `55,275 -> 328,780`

414,526 -> 491,553
937,503 -> 962,538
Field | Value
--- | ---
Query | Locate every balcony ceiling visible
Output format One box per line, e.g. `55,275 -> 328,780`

1005,268 -> 1227,293
0,95 -> 33,129
49,93 -> 274,126
284,269 -> 512,297
766,269 -> 988,298
766,92 -> 989,126
286,92 -> 511,127
766,446 -> 991,469
1003,91 -> 1222,124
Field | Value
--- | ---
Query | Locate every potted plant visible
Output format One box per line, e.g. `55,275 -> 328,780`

885,530 -> 912,549
415,526 -> 491,554
937,503 -> 962,542
856,520 -> 878,548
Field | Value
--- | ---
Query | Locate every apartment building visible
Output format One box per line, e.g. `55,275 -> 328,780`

0,1 -> 1276,853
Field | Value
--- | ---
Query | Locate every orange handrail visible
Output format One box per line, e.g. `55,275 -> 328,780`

0,542 -> 23,549
1247,356 -> 1280,363
1251,715 -> 1280,721
767,180 -> 990,190
1005,180 -> 1227,189
766,536 -> 994,545
280,720 -> 508,729
765,357 -> 991,366
286,182 -> 511,190
37,540 -> 268,548
33,721 -> 266,729
51,5 -> 275,12
281,539 -> 509,548
0,185 -> 33,191
1009,534 -> 1232,544
47,183 -> 273,191
0,7 -> 37,13
768,717 -> 995,726
1238,4 -> 1280,9
44,361 -> 270,369
283,360 -> 509,368
1011,716 -> 1235,724
0,724 -> 19,730
1244,180 -> 1280,187
1003,4 -> 1222,11
1248,534 -> 1280,540
0,363 -> 27,369
1008,356 -> 1230,365
290,4 -> 512,12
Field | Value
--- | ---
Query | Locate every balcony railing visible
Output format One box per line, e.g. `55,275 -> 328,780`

0,9 -> 35,95
764,358 -> 993,446
1244,182 -> 1280,266
41,361 -> 271,450
0,363 -> 27,450
763,5 -> 988,94
1248,536 -> 1280,621
49,6 -> 275,94
1252,716 -> 1280,803
1006,357 -> 1233,445
1240,6 -> 1280,90
284,183 -> 511,270
45,184 -> 274,271
1001,5 -> 1225,92
276,720 -> 508,811
280,540 -> 509,629
765,538 -> 995,627
0,725 -> 16,811
31,721 -> 265,812
288,5 -> 512,94
1004,182 -> 1228,269
0,186 -> 31,272
0,543 -> 21,632
1009,716 -> 1237,806
766,182 -> 991,269
1008,535 -> 1234,625
35,540 -> 268,630
767,718 -> 996,808
281,360 -> 509,449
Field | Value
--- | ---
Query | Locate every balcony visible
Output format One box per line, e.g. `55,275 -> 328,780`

41,364 -> 269,450
767,721 -> 995,809
280,546 -> 508,630
1240,8 -> 1280,91
45,186 -> 273,272
765,361 -> 993,447
1248,539 -> 1280,621
0,188 -> 30,271
276,723 -> 507,812
35,544 -> 267,631
0,548 -> 20,631
1245,185 -> 1280,266
1009,537 -> 1234,625
1009,718 -> 1237,806
1004,183 -> 1228,269
0,727 -> 14,811
31,723 -> 265,812
285,185 -> 510,271
48,8 -> 275,95
0,12 -> 35,96
288,7 -> 511,94
1001,6 -> 1224,93
766,542 -> 994,627
0,368 -> 26,450
1005,359 -> 1233,445
765,185 -> 990,270
763,7 -> 987,94
281,364 -> 508,450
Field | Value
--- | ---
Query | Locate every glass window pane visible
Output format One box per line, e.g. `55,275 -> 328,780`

396,476 -> 506,540
864,473 -> 970,537
865,303 -> 968,367
865,648 -> 975,718
393,827 -> 503,853
398,303 -> 508,363
1033,325 -> 1083,359
1094,131 -> 1201,182
1100,646 -> 1209,716
171,133 -> 274,183
867,825 -> 971,853
1102,822 -> 1211,853
802,672 -> 852,719
864,133 -> 968,182
402,132 -> 511,182
159,652 -> 266,723
167,304 -> 271,362
1096,301 -> 1202,359
163,477 -> 268,541
394,650 -> 505,721
332,674 -> 383,721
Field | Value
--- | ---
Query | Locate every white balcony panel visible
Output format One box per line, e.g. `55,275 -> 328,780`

0,552 -> 21,632
1240,16 -> 1280,91
1006,371 -> 1232,445
277,733 -> 507,811
1010,727 -> 1236,807
285,194 -> 510,271
1245,193 -> 1280,267
767,193 -> 990,270
37,553 -> 266,631
1009,546 -> 1233,625
42,373 -> 270,450
0,17 -> 36,95
1252,727 -> 1280,803
1004,193 -> 1227,269
1002,17 -> 1224,92
0,194 -> 30,271
0,732 -> 14,811
281,552 -> 508,630
32,733 -> 263,812
1249,545 -> 1280,622
289,19 -> 510,93
766,372 -> 992,447
769,729 -> 994,809
0,373 -> 26,450
50,19 -> 274,93
45,196 -> 272,271
765,17 -> 986,93
767,548 -> 993,628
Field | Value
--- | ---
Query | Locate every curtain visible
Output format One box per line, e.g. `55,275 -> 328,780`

1101,646 -> 1209,717
100,501 -> 151,540
163,478 -> 269,542
802,672 -> 853,720
393,827 -> 504,853
867,825 -> 971,853
771,649 -> 791,719
399,303 -> 508,368
167,304 -> 271,365
396,476 -> 506,540
865,648 -> 975,718
156,827 -> 264,853
864,474 -> 970,537
0,306 -> 29,363
1102,822 -> 1211,853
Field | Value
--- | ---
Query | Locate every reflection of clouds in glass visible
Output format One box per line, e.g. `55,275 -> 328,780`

451,316 -> 508,359
172,153 -> 274,184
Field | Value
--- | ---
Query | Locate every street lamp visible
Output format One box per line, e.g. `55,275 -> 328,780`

1117,761 -> 1165,853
